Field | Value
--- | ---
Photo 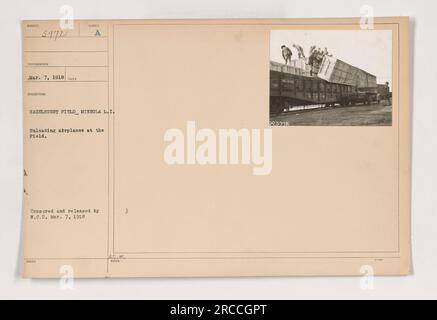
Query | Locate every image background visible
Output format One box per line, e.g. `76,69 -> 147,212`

1,0 -> 436,299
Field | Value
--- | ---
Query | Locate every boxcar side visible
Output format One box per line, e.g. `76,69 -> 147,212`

270,68 -> 357,114
270,60 -> 382,114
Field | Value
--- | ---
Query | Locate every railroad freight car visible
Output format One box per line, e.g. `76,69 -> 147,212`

270,60 -> 382,114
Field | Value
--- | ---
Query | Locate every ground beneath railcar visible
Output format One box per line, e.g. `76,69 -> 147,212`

270,102 -> 392,126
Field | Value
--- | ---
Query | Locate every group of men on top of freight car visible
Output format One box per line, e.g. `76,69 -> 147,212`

308,46 -> 332,75
281,44 -> 332,76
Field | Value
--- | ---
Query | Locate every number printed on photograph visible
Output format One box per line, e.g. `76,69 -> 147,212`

270,30 -> 393,126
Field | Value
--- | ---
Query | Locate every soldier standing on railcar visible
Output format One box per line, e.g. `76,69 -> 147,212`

281,45 -> 293,65
293,44 -> 305,59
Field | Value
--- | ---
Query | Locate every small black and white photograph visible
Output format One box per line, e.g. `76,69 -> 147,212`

270,30 -> 393,126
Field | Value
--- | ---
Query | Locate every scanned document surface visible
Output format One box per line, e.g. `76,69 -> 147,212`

22,17 -> 411,278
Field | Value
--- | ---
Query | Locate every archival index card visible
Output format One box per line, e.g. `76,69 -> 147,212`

22,17 -> 411,278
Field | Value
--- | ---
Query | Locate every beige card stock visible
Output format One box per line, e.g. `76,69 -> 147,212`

22,17 -> 411,278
